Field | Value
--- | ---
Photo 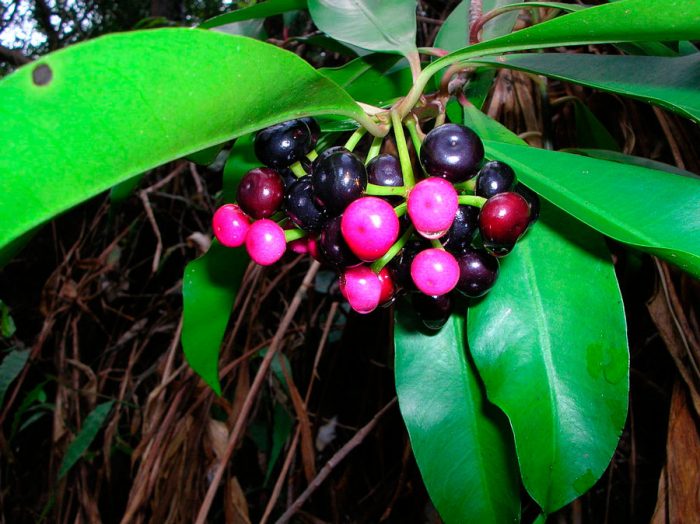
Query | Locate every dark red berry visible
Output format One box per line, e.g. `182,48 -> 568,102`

236,167 -> 285,219
441,205 -> 479,254
479,192 -> 531,256
319,215 -> 360,268
255,119 -> 312,168
284,176 -> 325,231
420,124 -> 484,183
514,183 -> 541,224
412,293 -> 453,331
377,267 -> 396,306
312,149 -> 367,216
476,161 -> 516,198
455,249 -> 499,298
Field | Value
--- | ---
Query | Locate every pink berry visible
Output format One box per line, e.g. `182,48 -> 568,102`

288,238 -> 309,254
341,265 -> 382,314
307,236 -> 322,261
341,197 -> 399,262
411,248 -> 460,296
245,219 -> 286,266
377,267 -> 395,306
212,204 -> 251,247
407,177 -> 458,239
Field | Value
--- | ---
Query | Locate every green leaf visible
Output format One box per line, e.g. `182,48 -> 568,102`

320,53 -> 412,107
563,148 -> 699,179
0,348 -> 29,407
58,400 -> 115,479
182,242 -> 249,394
474,53 -> 700,123
434,0 -> 469,53
462,102 -> 525,145
432,0 -> 700,72
186,143 -> 227,166
394,309 -> 520,524
109,174 -> 144,206
483,140 -> 700,277
468,204 -> 629,513
265,402 -> 294,484
0,300 -> 16,338
308,0 -> 417,56
199,0 -> 307,29
0,29 -> 363,251
571,101 -> 620,151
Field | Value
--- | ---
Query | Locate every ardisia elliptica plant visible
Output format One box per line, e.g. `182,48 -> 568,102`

1,0 -> 700,522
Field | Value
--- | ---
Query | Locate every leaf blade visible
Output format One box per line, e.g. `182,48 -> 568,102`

58,400 -> 115,479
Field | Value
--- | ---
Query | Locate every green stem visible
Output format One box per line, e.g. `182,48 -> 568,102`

353,110 -> 390,138
284,229 -> 307,242
430,238 -> 444,250
454,178 -> 477,193
365,183 -> 407,197
365,135 -> 383,164
371,226 -> 414,273
393,202 -> 407,218
458,195 -> 487,208
404,118 -> 423,157
290,161 -> 307,178
306,149 -> 319,161
344,127 -> 367,151
391,111 -> 415,188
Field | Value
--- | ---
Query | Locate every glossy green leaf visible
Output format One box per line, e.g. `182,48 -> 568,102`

186,143 -> 227,166
434,0 -> 469,53
0,348 -> 29,407
395,309 -> 520,524
571,101 -> 620,151
431,0 -> 700,74
199,0 -> 307,29
320,53 -> 411,107
483,140 -> 700,277
563,148 -> 699,178
462,102 -> 525,145
308,0 -> 417,56
58,400 -> 115,478
0,29 -> 363,251
182,242 -> 249,394
468,204 -> 629,513
474,52 -> 700,123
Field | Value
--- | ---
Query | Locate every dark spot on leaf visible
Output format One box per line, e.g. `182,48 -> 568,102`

32,64 -> 52,86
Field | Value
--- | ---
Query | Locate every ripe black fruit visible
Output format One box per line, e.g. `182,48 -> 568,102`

420,123 -> 484,182
284,176 -> 325,231
455,249 -> 499,298
318,216 -> 360,268
255,119 -> 312,168
441,205 -> 479,254
367,154 -> 403,188
388,237 -> 428,292
236,167 -> 285,219
412,293 -> 453,331
476,161 -> 516,198
312,149 -> 367,216
300,117 -> 321,147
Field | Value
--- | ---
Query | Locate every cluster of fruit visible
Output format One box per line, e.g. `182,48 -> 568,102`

212,118 -> 538,329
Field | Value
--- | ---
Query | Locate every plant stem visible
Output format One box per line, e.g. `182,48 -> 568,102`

365,183 -> 407,197
344,126 -> 367,151
284,229 -> 307,242
430,238 -> 444,249
306,149 -> 318,161
405,117 -> 423,157
393,202 -> 407,218
371,226 -> 414,273
365,135 -> 383,164
454,178 -> 477,193
458,195 -> 487,208
391,111 -> 415,188
290,161 -> 307,178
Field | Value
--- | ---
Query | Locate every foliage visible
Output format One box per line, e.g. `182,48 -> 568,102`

1,0 -> 699,522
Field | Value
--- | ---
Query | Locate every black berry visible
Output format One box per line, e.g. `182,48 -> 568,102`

388,237 -> 428,292
312,149 -> 367,216
300,117 -> 321,147
514,183 -> 541,224
236,167 -> 285,219
319,215 -> 360,268
412,293 -> 453,331
420,123 -> 484,182
476,161 -> 516,198
441,205 -> 479,254
367,154 -> 403,187
284,176 -> 325,231
255,119 -> 312,168
455,249 -> 499,298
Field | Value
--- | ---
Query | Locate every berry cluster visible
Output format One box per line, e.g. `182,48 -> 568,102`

212,118 -> 539,330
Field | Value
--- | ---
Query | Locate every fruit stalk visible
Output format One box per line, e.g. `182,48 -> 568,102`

391,111 -> 416,188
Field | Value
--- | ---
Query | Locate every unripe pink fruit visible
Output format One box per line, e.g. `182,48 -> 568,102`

341,265 -> 382,314
411,248 -> 460,296
407,178 -> 458,239
245,219 -> 286,265
212,204 -> 251,247
377,267 -> 395,306
341,197 -> 399,262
